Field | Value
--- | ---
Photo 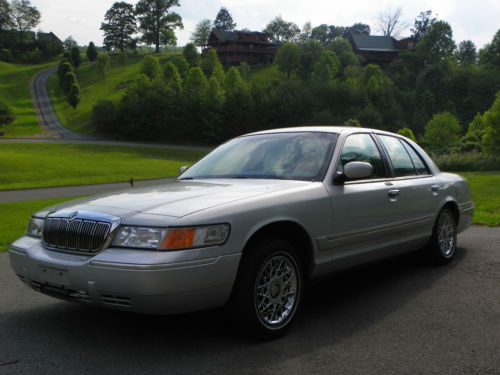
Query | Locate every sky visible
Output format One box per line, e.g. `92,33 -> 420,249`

30,0 -> 500,48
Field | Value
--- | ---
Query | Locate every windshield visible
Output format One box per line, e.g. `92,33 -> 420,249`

180,132 -> 338,181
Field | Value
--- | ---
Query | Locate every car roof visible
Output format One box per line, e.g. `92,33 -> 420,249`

246,126 -> 397,137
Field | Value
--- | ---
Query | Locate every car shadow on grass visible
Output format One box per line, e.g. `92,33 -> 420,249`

0,248 -> 466,374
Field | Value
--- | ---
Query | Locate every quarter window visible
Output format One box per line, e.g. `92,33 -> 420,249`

378,135 -> 416,177
340,134 -> 386,179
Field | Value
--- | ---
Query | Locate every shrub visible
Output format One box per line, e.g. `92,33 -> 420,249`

71,46 -> 82,68
86,42 -> 98,62
397,127 -> 417,141
97,53 -> 111,78
0,102 -> 15,126
183,43 -> 200,67
91,100 -> 118,134
433,152 -> 500,171
0,49 -> 12,62
63,71 -> 77,95
67,83 -> 81,109
140,55 -> 161,80
423,112 -> 461,154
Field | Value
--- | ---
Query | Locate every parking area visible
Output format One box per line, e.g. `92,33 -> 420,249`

0,226 -> 498,374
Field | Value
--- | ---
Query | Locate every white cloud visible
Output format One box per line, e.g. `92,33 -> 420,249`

31,0 -> 499,48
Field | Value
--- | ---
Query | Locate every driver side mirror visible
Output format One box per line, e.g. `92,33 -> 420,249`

334,161 -> 373,184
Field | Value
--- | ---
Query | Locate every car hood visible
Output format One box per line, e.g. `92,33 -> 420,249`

45,179 -> 312,218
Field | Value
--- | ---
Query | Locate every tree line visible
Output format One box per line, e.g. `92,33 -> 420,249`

89,7 -> 500,160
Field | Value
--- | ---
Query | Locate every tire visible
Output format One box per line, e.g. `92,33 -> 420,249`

426,208 -> 457,265
228,237 -> 303,340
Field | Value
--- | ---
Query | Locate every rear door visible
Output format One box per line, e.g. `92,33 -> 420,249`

376,134 -> 441,249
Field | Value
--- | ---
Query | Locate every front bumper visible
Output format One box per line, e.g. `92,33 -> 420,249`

9,236 -> 241,314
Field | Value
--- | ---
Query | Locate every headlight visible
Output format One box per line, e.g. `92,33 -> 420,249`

112,224 -> 230,251
27,218 -> 45,238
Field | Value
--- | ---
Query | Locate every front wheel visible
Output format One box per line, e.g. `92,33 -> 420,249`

426,209 -> 457,265
228,238 -> 303,340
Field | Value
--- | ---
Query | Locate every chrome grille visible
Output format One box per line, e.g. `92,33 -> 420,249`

43,217 -> 111,253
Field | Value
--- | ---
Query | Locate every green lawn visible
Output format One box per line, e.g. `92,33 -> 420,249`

0,143 -> 206,190
0,61 -> 55,137
48,54 -> 164,134
246,64 -> 284,87
0,196 -> 82,252
460,172 -> 500,226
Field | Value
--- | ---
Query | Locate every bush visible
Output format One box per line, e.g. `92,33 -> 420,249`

63,71 -> 77,95
97,53 -> 111,78
0,49 -> 12,62
71,46 -> 82,69
67,83 -> 81,109
433,152 -> 500,171
423,112 -> 462,154
0,102 -> 15,126
397,127 -> 417,141
20,48 -> 42,63
91,100 -> 118,134
86,42 -> 98,62
140,55 -> 161,80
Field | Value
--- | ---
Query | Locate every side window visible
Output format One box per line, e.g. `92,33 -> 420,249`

340,134 -> 386,179
401,141 -> 431,175
378,135 -> 416,177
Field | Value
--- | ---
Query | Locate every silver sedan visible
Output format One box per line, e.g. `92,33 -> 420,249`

9,127 -> 474,339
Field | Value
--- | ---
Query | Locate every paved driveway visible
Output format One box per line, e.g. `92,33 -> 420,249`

0,226 -> 498,374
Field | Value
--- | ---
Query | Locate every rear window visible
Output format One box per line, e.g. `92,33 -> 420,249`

378,135 -> 416,177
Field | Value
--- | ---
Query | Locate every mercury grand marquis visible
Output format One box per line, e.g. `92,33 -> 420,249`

9,127 -> 474,339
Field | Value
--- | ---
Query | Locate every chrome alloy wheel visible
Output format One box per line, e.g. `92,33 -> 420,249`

437,211 -> 455,257
254,253 -> 299,328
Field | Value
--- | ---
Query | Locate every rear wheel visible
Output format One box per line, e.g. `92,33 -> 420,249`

427,209 -> 457,265
228,238 -> 303,340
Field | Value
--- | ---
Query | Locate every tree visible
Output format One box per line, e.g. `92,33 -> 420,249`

263,16 -> 300,43
397,127 -> 416,141
411,10 -> 436,41
135,0 -> 183,53
376,7 -> 408,37
455,40 -> 477,65
482,92 -> 500,155
63,36 -> 77,50
169,54 -> 189,78
299,40 -> 324,80
91,100 -> 118,134
274,43 -> 301,78
0,0 -> 11,30
213,7 -> 236,32
9,0 -> 40,44
191,18 -> 212,47
347,23 -> 371,35
423,111 -> 461,153
68,83 -> 81,109
479,29 -> 500,69
63,71 -> 77,94
202,77 -> 226,141
200,48 -> 223,79
328,38 -> 359,68
298,21 -> 312,43
163,62 -> 182,95
311,24 -> 330,45
417,21 -> 456,63
101,2 -> 136,52
311,50 -> 340,87
86,42 -> 98,62
0,101 -> 14,126
140,55 -> 161,80
70,46 -> 82,69
183,43 -> 200,67
58,61 -> 72,87
97,52 -> 111,78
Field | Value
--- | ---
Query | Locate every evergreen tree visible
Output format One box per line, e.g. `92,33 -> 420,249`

97,53 -> 111,78
70,46 -> 82,69
202,77 -> 226,141
455,40 -> 477,65
86,42 -> 98,62
183,43 -> 200,67
140,55 -> 161,80
200,49 -> 223,78
169,55 -> 189,78
213,7 -> 236,32
68,83 -> 81,108
63,71 -> 77,95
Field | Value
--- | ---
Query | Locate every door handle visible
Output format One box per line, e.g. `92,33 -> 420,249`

431,185 -> 440,192
387,189 -> 400,198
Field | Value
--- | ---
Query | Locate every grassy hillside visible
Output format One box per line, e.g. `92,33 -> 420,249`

48,54 -> 146,134
0,143 -> 206,190
47,54 -> 281,134
0,61 -> 55,137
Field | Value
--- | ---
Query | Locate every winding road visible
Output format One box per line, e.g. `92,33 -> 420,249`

30,66 -> 91,140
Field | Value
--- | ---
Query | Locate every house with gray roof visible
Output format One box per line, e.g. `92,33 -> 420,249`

348,34 -> 416,64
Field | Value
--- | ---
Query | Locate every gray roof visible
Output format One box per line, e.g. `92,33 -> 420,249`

350,34 -> 399,52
